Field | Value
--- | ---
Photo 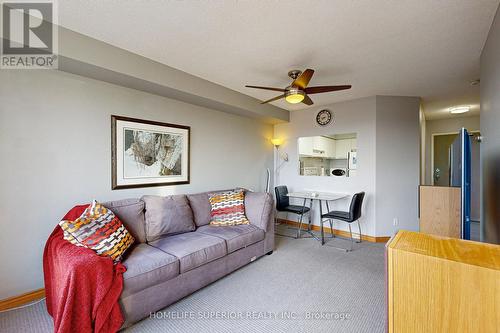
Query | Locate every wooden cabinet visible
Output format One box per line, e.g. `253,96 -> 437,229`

387,230 -> 500,333
419,186 -> 460,238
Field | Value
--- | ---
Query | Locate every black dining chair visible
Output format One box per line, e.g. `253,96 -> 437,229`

274,185 -> 311,238
320,192 -> 365,251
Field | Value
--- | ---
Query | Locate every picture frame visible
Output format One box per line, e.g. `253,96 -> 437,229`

111,115 -> 190,190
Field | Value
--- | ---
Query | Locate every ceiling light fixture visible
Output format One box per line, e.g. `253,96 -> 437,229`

284,87 -> 305,104
449,106 -> 470,114
245,68 -> 352,106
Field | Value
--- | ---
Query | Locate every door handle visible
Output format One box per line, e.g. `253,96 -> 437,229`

434,168 -> 441,182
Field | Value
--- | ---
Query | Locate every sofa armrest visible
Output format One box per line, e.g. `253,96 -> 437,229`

244,192 -> 274,232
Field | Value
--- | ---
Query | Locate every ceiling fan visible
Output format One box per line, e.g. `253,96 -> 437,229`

245,69 -> 351,105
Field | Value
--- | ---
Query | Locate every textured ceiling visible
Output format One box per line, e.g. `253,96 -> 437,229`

58,0 -> 499,119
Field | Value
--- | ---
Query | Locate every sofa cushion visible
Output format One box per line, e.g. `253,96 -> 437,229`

149,232 -> 227,273
59,200 -> 135,263
244,192 -> 274,232
141,195 -> 195,242
102,198 -> 146,243
208,189 -> 249,226
121,243 -> 179,296
196,224 -> 265,253
186,192 -> 212,227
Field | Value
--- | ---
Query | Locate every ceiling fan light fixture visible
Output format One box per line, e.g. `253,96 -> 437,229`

245,68 -> 351,105
285,88 -> 305,104
449,106 -> 470,114
285,93 -> 305,104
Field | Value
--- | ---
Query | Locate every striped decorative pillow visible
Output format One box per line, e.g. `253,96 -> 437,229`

59,200 -> 135,263
208,189 -> 250,226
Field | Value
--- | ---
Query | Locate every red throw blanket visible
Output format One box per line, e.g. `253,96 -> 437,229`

43,205 -> 126,333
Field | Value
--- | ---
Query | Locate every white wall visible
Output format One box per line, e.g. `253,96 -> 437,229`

480,4 -> 500,244
58,27 -> 289,123
375,96 -> 421,236
274,97 -> 377,236
0,70 -> 274,299
424,115 -> 480,185
273,96 -> 420,238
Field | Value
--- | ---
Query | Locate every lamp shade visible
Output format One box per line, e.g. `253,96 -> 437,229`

285,93 -> 305,104
271,138 -> 284,147
284,88 -> 305,104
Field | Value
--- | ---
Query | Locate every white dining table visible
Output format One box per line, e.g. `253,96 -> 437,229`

287,191 -> 350,244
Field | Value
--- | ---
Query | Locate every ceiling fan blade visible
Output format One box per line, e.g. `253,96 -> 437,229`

245,85 -> 286,92
302,95 -> 314,106
304,85 -> 352,94
260,94 -> 285,104
292,69 -> 315,89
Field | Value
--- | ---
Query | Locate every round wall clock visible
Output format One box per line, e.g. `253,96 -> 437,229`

316,109 -> 332,126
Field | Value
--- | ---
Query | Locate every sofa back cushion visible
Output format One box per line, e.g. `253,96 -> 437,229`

103,198 -> 146,243
141,195 -> 195,242
186,192 -> 211,227
244,192 -> 274,231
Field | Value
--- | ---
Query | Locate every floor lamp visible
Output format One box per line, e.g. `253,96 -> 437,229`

271,138 -> 286,187
271,138 -> 293,236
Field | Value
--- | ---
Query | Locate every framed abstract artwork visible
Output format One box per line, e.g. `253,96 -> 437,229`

111,115 -> 190,189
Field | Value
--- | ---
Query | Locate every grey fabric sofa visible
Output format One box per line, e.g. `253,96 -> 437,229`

103,190 -> 275,328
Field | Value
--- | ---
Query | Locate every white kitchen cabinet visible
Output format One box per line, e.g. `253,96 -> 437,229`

312,136 -> 335,158
299,136 -> 336,158
335,139 -> 351,159
350,138 -> 357,151
325,138 -> 336,158
298,137 -> 313,156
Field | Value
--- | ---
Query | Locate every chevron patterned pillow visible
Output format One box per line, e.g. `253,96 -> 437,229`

59,200 -> 135,263
208,189 -> 250,226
